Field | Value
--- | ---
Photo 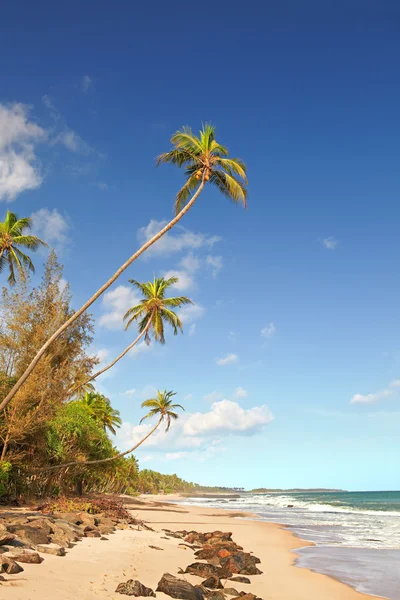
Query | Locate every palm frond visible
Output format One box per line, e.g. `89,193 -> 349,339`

210,170 -> 248,208
174,174 -> 200,214
214,157 -> 248,182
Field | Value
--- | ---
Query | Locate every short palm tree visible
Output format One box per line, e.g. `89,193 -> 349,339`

1,124 -> 247,412
0,211 -> 47,285
43,390 -> 184,470
70,276 -> 191,393
79,392 -> 122,435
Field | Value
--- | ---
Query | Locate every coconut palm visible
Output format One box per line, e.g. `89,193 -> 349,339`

0,211 -> 47,285
70,277 -> 191,394
79,392 -> 122,435
0,124 -> 247,411
42,390 -> 183,470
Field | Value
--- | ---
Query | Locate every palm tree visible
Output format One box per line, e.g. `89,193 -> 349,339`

0,124 -> 247,411
0,211 -> 47,285
70,277 -> 191,393
79,392 -> 122,435
42,390 -> 183,470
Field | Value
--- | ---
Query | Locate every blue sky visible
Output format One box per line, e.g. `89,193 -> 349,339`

1,0 -> 400,490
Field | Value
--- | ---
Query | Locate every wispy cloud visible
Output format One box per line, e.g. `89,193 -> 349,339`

261,322 -> 276,338
54,129 -> 91,155
164,268 -> 195,292
81,75 -> 93,94
0,103 -> 46,201
30,208 -> 71,251
350,379 -> 400,404
99,285 -> 141,330
137,220 -> 221,258
216,353 -> 239,366
206,255 -> 223,278
234,387 -> 248,398
322,236 -> 338,250
204,391 -> 224,403
179,303 -> 205,324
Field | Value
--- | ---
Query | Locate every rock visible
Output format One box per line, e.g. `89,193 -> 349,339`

0,526 -> 16,546
7,524 -> 50,546
208,593 -> 225,600
5,549 -> 43,564
116,579 -> 156,596
36,543 -> 66,556
84,529 -> 101,538
231,595 -> 262,600
100,536 -> 108,541
149,545 -> 164,550
229,577 -> 250,584
185,563 -> 222,578
157,573 -> 205,600
220,553 -> 261,576
223,589 -> 240,596
201,576 -> 223,589
205,532 -> 232,542
0,555 -> 24,574
185,532 -> 207,545
76,512 -> 97,528
287,505 -> 294,508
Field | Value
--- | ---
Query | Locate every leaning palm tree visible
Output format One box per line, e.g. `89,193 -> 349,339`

0,211 -> 47,285
70,276 -> 191,394
42,390 -> 183,470
0,124 -> 247,411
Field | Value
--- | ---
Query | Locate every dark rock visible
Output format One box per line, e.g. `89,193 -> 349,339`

287,505 -> 294,508
205,532 -> 232,542
185,563 -> 222,578
0,526 -> 16,546
229,577 -> 250,584
208,592 -> 225,600
157,572 -> 205,600
100,536 -> 109,541
5,549 -> 43,564
116,579 -> 156,596
231,595 -> 262,600
84,528 -> 101,538
201,576 -> 223,589
149,545 -> 164,550
185,532 -> 207,545
0,555 -> 24,574
220,553 -> 261,576
223,589 -> 240,596
7,524 -> 49,546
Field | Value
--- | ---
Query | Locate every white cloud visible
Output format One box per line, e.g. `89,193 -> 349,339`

261,322 -> 276,338
54,129 -> 91,154
216,353 -> 238,366
350,379 -> 400,405
58,278 -> 68,293
204,391 -> 224,403
0,103 -> 46,201
234,387 -> 248,398
206,255 -> 223,278
322,236 -> 338,250
30,208 -> 70,250
137,220 -> 221,258
96,348 -> 109,364
42,95 -> 60,122
180,253 -> 201,273
179,303 -> 205,324
188,324 -> 196,336
129,342 -> 152,359
81,75 -> 92,94
95,181 -> 108,190
99,285 -> 141,330
122,388 -> 136,397
183,400 -> 273,436
165,451 -> 190,460
164,269 -> 195,291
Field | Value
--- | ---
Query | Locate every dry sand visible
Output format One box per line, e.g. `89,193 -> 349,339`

0,494 -> 380,600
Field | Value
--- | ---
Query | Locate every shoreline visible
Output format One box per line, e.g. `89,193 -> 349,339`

0,494 -> 381,600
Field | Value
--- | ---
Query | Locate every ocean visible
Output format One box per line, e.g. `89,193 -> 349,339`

179,491 -> 400,600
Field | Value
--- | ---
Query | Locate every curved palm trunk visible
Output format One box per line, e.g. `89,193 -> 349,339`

0,181 -> 205,412
38,417 -> 162,472
69,320 -> 151,397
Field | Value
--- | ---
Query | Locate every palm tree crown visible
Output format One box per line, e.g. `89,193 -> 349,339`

140,390 -> 184,431
79,391 -> 122,435
157,123 -> 248,214
123,276 -> 192,344
0,211 -> 47,285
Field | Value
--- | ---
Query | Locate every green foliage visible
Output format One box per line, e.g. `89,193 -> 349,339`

157,123 -> 248,213
78,392 -> 122,435
0,461 -> 11,497
0,210 -> 47,285
140,390 -> 184,431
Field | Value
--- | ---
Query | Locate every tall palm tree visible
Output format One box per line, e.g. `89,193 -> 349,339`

0,211 -> 47,285
70,277 -> 191,393
79,392 -> 122,435
0,124 -> 247,411
43,390 -> 183,470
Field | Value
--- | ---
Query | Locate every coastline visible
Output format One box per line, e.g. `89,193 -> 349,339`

0,494 -> 381,600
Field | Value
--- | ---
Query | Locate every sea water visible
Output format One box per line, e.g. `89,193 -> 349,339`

180,491 -> 400,600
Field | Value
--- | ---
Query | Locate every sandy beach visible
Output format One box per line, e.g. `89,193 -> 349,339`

0,494 -> 380,600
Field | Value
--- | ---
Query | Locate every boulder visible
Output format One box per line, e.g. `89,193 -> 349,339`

116,579 -> 156,596
0,525 -> 16,546
84,528 -> 101,538
7,524 -> 50,546
229,577 -> 250,584
205,532 -> 232,542
5,549 -> 43,564
223,589 -> 240,597
35,543 -> 66,556
201,576 -> 223,589
157,573 -> 205,600
208,593 -> 225,600
185,532 -> 207,545
220,553 -> 261,576
0,555 -> 24,574
185,563 -> 222,579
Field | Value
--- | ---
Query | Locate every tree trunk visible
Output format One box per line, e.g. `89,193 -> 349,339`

69,320 -> 151,396
75,477 -> 84,496
37,418 -> 162,472
0,180 -> 206,412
